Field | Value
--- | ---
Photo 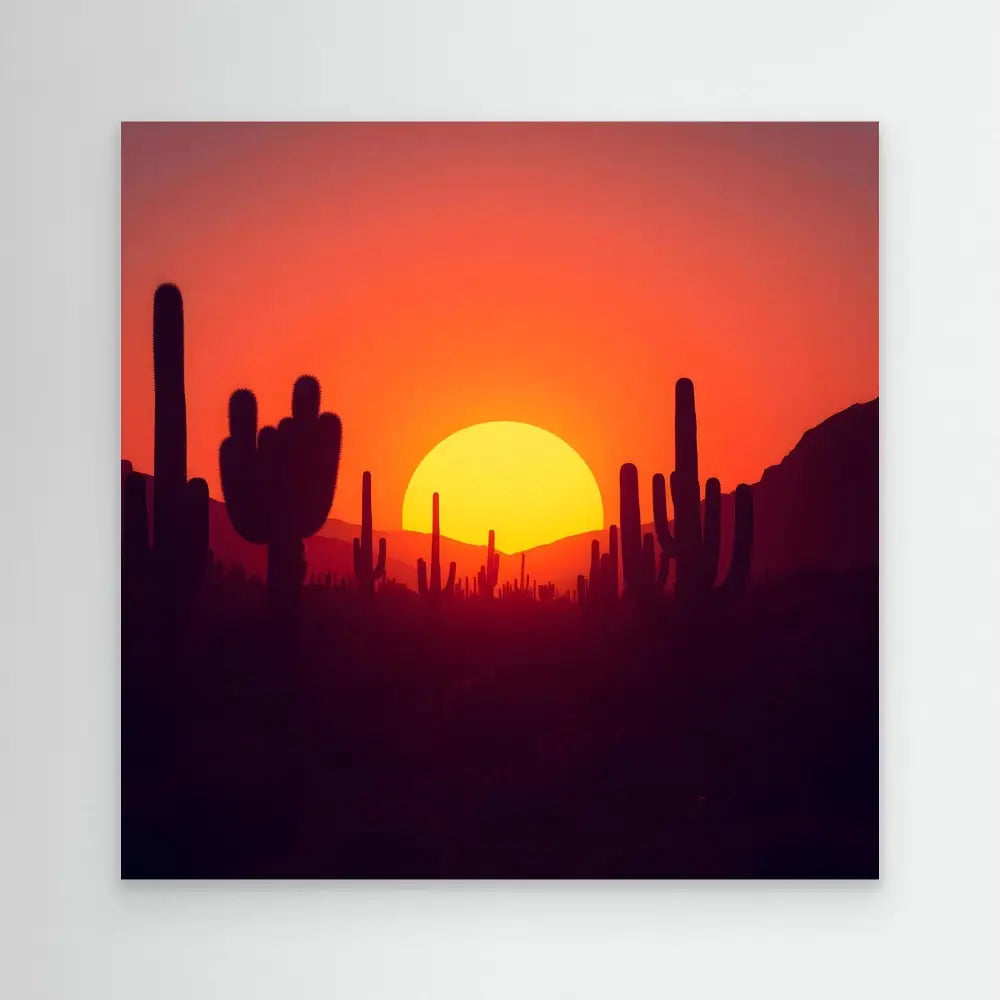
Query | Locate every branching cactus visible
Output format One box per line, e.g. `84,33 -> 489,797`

477,528 -> 500,598
219,375 -> 342,613
352,471 -> 386,593
122,284 -> 208,607
417,492 -> 456,599
653,377 -> 754,598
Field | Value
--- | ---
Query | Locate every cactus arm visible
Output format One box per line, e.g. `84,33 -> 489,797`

220,389 -> 269,544
184,478 -> 209,586
374,537 -> 387,580
652,472 -> 674,554
702,476 -> 722,588
444,561 -> 457,596
417,558 -> 428,596
299,410 -> 342,537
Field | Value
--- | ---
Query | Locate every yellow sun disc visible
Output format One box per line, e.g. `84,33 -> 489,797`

402,422 -> 604,552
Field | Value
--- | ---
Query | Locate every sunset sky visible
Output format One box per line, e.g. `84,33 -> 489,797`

122,122 -> 877,538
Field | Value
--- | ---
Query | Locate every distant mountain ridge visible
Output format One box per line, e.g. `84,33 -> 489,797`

124,397 -> 877,592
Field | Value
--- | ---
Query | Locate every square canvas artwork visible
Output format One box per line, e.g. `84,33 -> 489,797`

121,122 -> 878,878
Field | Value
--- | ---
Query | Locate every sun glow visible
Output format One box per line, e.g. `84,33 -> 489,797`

401,422 -> 604,552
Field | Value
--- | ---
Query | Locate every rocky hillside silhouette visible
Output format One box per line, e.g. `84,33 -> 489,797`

747,398 -> 877,582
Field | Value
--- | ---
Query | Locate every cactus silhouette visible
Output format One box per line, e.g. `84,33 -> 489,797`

477,528 -> 500,598
122,284 -> 208,607
417,493 -> 456,598
219,375 -> 342,613
584,524 -> 619,608
652,377 -> 754,598
619,463 -> 660,598
352,471 -> 387,593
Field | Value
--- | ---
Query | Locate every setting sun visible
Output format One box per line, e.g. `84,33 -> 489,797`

401,422 -> 604,552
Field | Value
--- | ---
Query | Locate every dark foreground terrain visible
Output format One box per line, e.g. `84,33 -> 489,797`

122,569 -> 877,879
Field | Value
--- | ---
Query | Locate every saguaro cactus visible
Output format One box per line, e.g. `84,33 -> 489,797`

219,375 -> 342,612
619,463 -> 660,598
352,471 -> 387,593
477,528 -> 500,598
122,284 -> 208,607
653,378 -> 754,598
417,493 -> 456,598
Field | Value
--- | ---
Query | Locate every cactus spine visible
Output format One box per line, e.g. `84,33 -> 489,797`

219,374 -> 342,613
417,493 -> 456,598
352,471 -> 386,593
122,284 -> 208,607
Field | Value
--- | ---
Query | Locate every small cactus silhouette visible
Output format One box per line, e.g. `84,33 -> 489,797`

352,471 -> 387,593
477,528 -> 500,598
584,524 -> 619,608
219,375 -> 342,612
417,493 -> 456,598
122,284 -> 208,608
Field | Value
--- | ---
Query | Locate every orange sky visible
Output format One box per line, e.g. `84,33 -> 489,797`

122,122 -> 877,533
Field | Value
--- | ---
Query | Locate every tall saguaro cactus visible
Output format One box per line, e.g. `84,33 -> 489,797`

219,376 -> 342,613
653,377 -> 754,598
417,493 -> 456,599
353,471 -> 386,593
122,284 -> 208,608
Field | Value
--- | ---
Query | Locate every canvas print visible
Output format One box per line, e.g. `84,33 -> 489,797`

121,123 -> 878,878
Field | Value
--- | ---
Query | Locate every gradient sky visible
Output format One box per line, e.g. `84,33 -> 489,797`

122,122 -> 877,533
